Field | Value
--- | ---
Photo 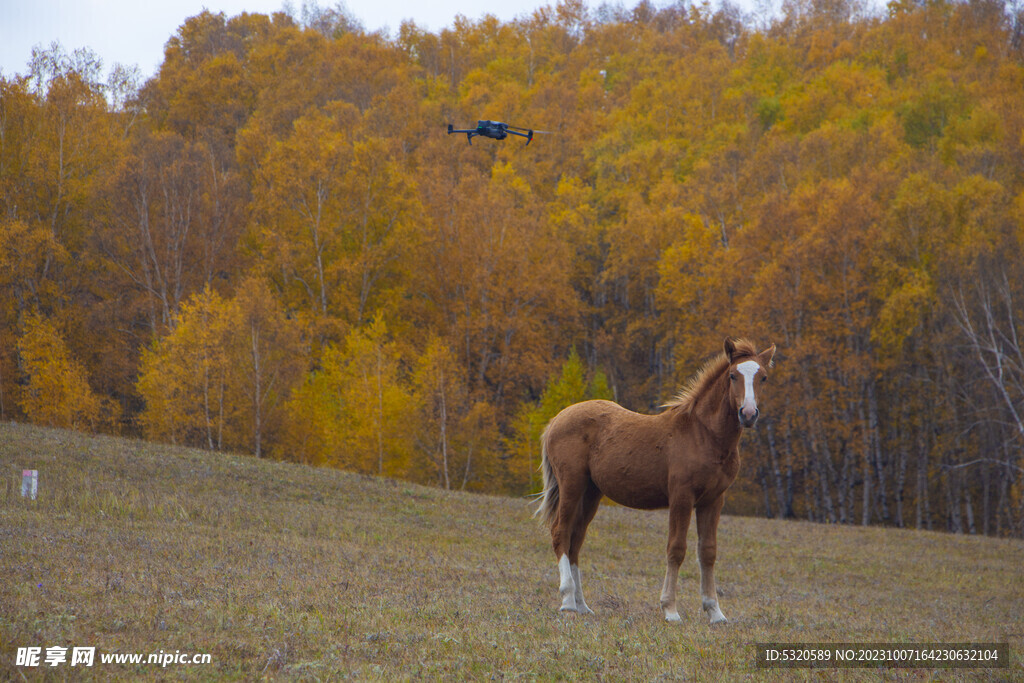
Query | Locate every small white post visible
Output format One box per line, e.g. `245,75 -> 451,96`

21,469 -> 38,500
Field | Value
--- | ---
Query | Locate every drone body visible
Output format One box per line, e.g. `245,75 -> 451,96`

447,120 -> 537,145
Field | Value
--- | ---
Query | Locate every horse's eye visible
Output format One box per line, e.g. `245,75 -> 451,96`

762,376 -> 768,383
729,373 -> 736,381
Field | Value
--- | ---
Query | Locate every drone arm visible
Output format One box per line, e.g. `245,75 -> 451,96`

448,122 -> 539,145
506,128 -> 535,144
447,124 -> 478,144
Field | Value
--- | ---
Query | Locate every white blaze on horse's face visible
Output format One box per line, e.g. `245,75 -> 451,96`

733,360 -> 763,428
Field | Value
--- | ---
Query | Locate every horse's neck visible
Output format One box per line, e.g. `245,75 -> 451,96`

689,379 -> 741,449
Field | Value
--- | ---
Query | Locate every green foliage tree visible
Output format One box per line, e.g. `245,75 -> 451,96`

509,347 -> 613,492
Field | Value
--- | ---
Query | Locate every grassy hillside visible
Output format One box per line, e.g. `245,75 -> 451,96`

2,422 -> 1022,680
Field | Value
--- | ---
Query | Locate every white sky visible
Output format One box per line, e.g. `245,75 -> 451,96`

0,0 -> 565,80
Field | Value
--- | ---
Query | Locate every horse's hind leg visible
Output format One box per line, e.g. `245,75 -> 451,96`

567,482 -> 602,615
696,494 -> 728,624
550,454 -> 588,612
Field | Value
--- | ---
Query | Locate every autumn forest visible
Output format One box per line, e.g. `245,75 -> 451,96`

2,0 -> 1023,535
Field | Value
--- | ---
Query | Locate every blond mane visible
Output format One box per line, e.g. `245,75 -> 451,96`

664,339 -> 759,412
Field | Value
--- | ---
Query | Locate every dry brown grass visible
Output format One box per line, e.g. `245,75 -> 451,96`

2,421 -> 1022,680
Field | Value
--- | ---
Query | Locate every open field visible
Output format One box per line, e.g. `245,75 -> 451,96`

2,421 -> 1022,680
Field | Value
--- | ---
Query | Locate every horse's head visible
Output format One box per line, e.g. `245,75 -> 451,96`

724,338 -> 776,428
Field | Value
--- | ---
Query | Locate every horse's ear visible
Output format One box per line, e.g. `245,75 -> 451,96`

724,337 -> 737,361
760,343 -> 776,369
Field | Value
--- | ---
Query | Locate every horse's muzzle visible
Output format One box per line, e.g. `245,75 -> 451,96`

738,407 -> 759,428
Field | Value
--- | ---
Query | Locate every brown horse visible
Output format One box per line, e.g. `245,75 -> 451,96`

536,338 -> 775,623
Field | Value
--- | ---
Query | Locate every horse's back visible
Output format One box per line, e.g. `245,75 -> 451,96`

545,399 -> 671,509
545,399 -> 642,450
545,400 -> 617,463
547,398 -> 622,433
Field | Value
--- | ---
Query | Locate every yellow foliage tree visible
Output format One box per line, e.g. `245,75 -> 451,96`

412,337 -> 465,489
284,315 -> 413,474
227,277 -> 305,458
17,313 -> 103,431
0,218 -> 68,418
137,280 -> 303,456
411,336 -> 501,490
137,286 -> 231,448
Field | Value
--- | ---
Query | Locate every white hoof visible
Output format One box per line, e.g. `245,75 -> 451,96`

703,599 -> 728,624
664,610 -> 682,622
557,555 -> 578,612
570,565 -> 594,615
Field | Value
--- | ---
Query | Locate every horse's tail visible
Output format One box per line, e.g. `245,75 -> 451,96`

533,421 -> 559,527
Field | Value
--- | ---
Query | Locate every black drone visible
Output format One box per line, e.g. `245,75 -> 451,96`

447,120 -> 546,145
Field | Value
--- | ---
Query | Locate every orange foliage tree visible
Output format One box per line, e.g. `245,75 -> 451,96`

2,0 -> 1024,534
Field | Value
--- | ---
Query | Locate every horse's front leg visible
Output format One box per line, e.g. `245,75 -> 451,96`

660,497 -> 693,622
696,494 -> 728,624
